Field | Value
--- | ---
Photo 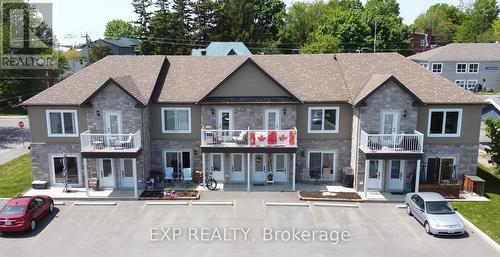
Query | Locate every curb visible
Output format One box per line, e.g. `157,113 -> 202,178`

456,211 -> 500,253
191,201 -> 234,206
74,201 -> 116,206
146,201 -> 188,206
313,202 -> 358,208
54,201 -> 65,206
0,115 -> 27,119
266,202 -> 309,207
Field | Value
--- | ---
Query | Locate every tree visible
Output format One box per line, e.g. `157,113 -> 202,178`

132,0 -> 154,54
455,0 -> 500,42
301,34 -> 341,54
254,0 -> 286,43
170,0 -> 194,54
89,44 -> 112,63
104,19 -> 134,40
192,0 -> 219,43
484,116 -> 500,173
216,0 -> 257,43
412,3 -> 464,45
493,18 -> 500,40
149,0 -> 173,54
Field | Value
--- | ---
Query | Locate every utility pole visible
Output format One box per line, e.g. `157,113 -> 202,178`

373,20 -> 377,53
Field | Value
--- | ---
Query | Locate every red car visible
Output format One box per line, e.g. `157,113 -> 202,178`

0,195 -> 54,233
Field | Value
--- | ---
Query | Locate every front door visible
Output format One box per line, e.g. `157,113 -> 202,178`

210,153 -> 224,182
367,160 -> 382,190
104,111 -> 122,147
230,153 -> 245,182
388,160 -> 404,192
265,109 -> 280,130
217,109 -> 233,141
252,153 -> 267,182
380,111 -> 399,145
99,159 -> 115,188
273,154 -> 287,183
120,159 -> 134,188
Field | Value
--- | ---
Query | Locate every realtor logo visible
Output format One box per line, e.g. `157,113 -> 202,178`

0,1 -> 57,69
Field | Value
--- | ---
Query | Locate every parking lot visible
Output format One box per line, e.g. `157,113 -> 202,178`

0,192 -> 498,257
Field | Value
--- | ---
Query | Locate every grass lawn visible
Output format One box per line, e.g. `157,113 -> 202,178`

451,164 -> 500,243
0,154 -> 32,198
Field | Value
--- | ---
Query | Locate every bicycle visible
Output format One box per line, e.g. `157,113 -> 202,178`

205,171 -> 217,191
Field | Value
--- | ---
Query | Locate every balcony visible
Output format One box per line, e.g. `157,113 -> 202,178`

200,127 -> 298,153
80,130 -> 142,158
360,130 -> 424,155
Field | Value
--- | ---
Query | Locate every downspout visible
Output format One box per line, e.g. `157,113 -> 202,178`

354,106 -> 361,191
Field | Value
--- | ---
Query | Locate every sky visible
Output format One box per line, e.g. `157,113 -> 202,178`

28,0 -> 464,46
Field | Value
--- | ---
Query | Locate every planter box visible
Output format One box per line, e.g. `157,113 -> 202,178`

419,184 -> 460,198
32,180 -> 49,189
298,191 -> 362,202
139,190 -> 200,200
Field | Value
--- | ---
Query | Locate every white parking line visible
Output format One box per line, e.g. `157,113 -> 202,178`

314,202 -> 358,208
146,201 -> 189,206
191,201 -> 234,206
74,201 -> 116,206
266,202 -> 309,207
54,201 -> 65,205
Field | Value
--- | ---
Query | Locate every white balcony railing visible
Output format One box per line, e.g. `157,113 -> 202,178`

80,130 -> 142,152
360,130 -> 423,153
201,127 -> 298,148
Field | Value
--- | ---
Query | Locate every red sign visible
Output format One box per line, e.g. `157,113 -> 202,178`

18,121 -> 24,128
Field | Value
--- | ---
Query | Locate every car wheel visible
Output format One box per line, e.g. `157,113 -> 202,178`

424,222 -> 431,234
29,220 -> 36,232
406,205 -> 412,216
49,202 -> 54,213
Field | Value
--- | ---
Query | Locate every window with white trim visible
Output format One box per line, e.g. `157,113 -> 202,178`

466,80 -> 478,90
468,63 -> 479,73
161,107 -> 191,133
431,63 -> 442,73
428,109 -> 462,137
46,110 -> 78,137
456,63 -> 467,73
307,151 -> 336,180
455,80 -> 466,88
308,107 -> 339,133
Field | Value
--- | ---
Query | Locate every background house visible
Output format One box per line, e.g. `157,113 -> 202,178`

408,43 -> 500,91
192,42 -> 252,56
410,29 -> 436,53
92,38 -> 141,55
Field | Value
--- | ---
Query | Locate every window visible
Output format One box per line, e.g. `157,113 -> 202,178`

307,151 -> 336,180
466,80 -> 478,90
421,63 -> 428,69
161,107 -> 191,133
431,63 -> 442,73
307,107 -> 339,133
420,39 -> 425,47
468,63 -> 479,74
164,151 -> 191,178
456,63 -> 467,73
455,80 -> 466,88
428,109 -> 462,137
46,110 -> 78,137
52,155 -> 80,184
426,156 -> 456,183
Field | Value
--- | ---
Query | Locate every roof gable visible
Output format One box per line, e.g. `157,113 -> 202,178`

354,74 -> 423,105
199,59 -> 300,102
82,76 -> 147,106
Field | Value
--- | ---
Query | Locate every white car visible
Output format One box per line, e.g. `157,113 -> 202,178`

405,192 -> 465,235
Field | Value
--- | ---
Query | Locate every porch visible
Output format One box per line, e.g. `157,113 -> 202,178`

80,130 -> 142,158
360,130 -> 424,154
24,187 -> 141,200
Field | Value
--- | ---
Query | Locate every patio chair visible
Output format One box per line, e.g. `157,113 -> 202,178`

182,168 -> 193,185
164,167 -> 174,185
118,134 -> 132,148
232,131 -> 247,144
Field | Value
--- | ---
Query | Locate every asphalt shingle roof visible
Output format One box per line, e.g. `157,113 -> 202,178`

24,53 -> 484,106
408,43 -> 500,62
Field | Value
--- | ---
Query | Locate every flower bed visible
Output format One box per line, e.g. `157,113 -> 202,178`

298,191 -> 362,202
139,190 -> 200,200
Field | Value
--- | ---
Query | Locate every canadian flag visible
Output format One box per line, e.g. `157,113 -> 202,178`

254,131 -> 268,146
277,131 -> 288,145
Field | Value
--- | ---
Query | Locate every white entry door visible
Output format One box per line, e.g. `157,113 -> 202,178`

217,109 -> 233,141
230,153 -> 245,182
380,111 -> 399,134
273,154 -> 287,183
210,153 -> 224,182
265,109 -> 280,130
99,159 -> 115,188
120,159 -> 134,188
104,111 -> 123,147
388,160 -> 405,192
367,160 -> 383,190
252,153 -> 267,182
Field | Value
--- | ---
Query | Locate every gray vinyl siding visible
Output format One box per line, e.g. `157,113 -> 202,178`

422,61 -> 500,90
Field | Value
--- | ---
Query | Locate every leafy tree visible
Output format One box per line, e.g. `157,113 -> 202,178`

132,0 -> 154,54
192,0 -> 219,43
493,18 -> 500,40
216,0 -> 257,43
254,0 -> 286,44
149,0 -> 173,54
484,116 -> 500,173
170,0 -> 194,54
455,0 -> 500,42
412,3 -> 464,45
301,34 -> 341,54
104,19 -> 135,40
89,44 -> 112,63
